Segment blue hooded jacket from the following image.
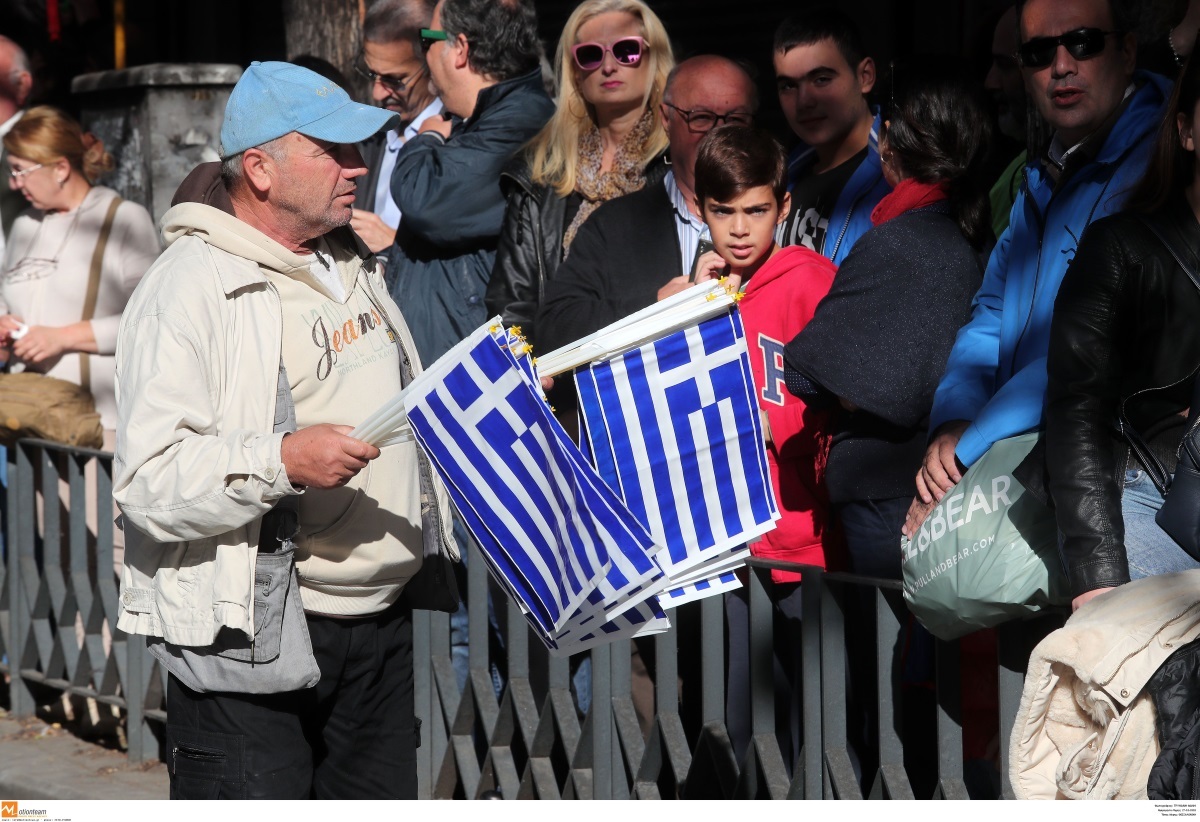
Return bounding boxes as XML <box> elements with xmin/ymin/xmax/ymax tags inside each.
<box><xmin>929</xmin><ymin>71</ymin><xmax>1171</xmax><ymax>467</ymax></box>
<box><xmin>784</xmin><ymin>109</ymin><xmax>890</xmax><ymax>266</ymax></box>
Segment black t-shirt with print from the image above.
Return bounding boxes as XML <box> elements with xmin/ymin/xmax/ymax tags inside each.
<box><xmin>778</xmin><ymin>146</ymin><xmax>869</xmax><ymax>254</ymax></box>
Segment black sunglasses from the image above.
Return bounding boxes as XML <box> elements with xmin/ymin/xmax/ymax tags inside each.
<box><xmin>353</xmin><ymin>54</ymin><xmax>424</xmax><ymax>92</ymax></box>
<box><xmin>1016</xmin><ymin>27</ymin><xmax>1120</xmax><ymax>69</ymax></box>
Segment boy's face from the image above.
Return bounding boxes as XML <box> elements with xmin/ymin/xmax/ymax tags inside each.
<box><xmin>702</xmin><ymin>185</ymin><xmax>791</xmax><ymax>271</ymax></box>
<box><xmin>774</xmin><ymin>38</ymin><xmax>873</xmax><ymax>155</ymax></box>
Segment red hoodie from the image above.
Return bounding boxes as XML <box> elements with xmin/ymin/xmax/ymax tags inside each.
<box><xmin>738</xmin><ymin>245</ymin><xmax>839</xmax><ymax>582</ymax></box>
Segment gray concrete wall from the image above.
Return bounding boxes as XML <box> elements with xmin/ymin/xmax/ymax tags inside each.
<box><xmin>71</xmin><ymin>63</ymin><xmax>243</xmax><ymax>223</ymax></box>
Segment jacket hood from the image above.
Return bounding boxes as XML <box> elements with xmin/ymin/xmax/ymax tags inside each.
<box><xmin>1095</xmin><ymin>71</ymin><xmax>1172</xmax><ymax>165</ymax></box>
<box><xmin>743</xmin><ymin>245</ymin><xmax>834</xmax><ymax>296</ymax></box>
<box><xmin>162</xmin><ymin>202</ymin><xmax>317</xmax><ymax>275</ymax></box>
<box><xmin>160</xmin><ymin>202</ymin><xmax>371</xmax><ymax>298</ymax></box>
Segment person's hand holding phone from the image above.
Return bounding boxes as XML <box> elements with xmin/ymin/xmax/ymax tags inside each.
<box><xmin>693</xmin><ymin>249</ymin><xmax>739</xmax><ymax>290</ymax></box>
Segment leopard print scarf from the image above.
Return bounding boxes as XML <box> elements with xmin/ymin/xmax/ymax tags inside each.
<box><xmin>562</xmin><ymin>107</ymin><xmax>658</xmax><ymax>258</ymax></box>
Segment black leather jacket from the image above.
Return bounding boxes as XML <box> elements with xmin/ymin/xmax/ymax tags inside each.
<box><xmin>1045</xmin><ymin>195</ymin><xmax>1200</xmax><ymax>598</ymax></box>
<box><xmin>486</xmin><ymin>154</ymin><xmax>667</xmax><ymax>347</ymax></box>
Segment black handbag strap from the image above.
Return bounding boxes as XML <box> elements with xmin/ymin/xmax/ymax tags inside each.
<box><xmin>1119</xmin><ymin>216</ymin><xmax>1200</xmax><ymax>494</ymax></box>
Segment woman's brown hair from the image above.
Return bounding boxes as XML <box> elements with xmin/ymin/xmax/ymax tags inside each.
<box><xmin>3</xmin><ymin>105</ymin><xmax>114</xmax><ymax>184</ymax></box>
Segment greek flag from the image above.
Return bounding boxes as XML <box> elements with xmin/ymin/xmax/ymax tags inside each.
<box><xmin>404</xmin><ymin>324</ymin><xmax>657</xmax><ymax>639</ymax></box>
<box><xmin>575</xmin><ymin>309</ymin><xmax>778</xmax><ymax>595</ymax></box>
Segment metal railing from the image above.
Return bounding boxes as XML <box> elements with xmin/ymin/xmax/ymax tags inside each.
<box><xmin>1</xmin><ymin>439</ymin><xmax>1058</xmax><ymax>797</ymax></box>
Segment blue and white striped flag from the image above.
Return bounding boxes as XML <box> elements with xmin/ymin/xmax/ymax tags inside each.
<box><xmin>575</xmin><ymin>309</ymin><xmax>778</xmax><ymax>588</ymax></box>
<box><xmin>404</xmin><ymin>324</ymin><xmax>656</xmax><ymax>637</ymax></box>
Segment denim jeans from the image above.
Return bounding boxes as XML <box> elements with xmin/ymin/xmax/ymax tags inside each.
<box><xmin>1122</xmin><ymin>469</ymin><xmax>1200</xmax><ymax>579</ymax></box>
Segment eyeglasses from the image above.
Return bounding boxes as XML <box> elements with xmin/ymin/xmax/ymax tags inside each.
<box><xmin>1016</xmin><ymin>28</ymin><xmax>1120</xmax><ymax>69</ymax></box>
<box><xmin>8</xmin><ymin>163</ymin><xmax>43</xmax><ymax>180</ymax></box>
<box><xmin>662</xmin><ymin>102</ymin><xmax>752</xmax><ymax>134</ymax></box>
<box><xmin>420</xmin><ymin>28</ymin><xmax>448</xmax><ymax>53</ymax></box>
<box><xmin>571</xmin><ymin>36</ymin><xmax>647</xmax><ymax>71</ymax></box>
<box><xmin>354</xmin><ymin>54</ymin><xmax>424</xmax><ymax>93</ymax></box>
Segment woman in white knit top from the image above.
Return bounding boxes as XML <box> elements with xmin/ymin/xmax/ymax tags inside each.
<box><xmin>0</xmin><ymin>106</ymin><xmax>159</xmax><ymax>435</ymax></box>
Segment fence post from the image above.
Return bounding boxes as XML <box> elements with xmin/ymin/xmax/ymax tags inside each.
<box><xmin>8</xmin><ymin>443</ymin><xmax>35</xmax><ymax>716</ymax></box>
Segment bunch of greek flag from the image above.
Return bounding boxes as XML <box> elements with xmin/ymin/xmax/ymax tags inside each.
<box><xmin>352</xmin><ymin>281</ymin><xmax>778</xmax><ymax>654</ymax></box>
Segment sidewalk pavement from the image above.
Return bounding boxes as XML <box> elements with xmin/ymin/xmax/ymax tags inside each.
<box><xmin>0</xmin><ymin>710</ymin><xmax>167</xmax><ymax>800</ymax></box>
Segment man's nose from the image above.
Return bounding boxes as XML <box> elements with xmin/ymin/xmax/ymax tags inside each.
<box><xmin>339</xmin><ymin>144</ymin><xmax>369</xmax><ymax>178</ymax></box>
<box><xmin>731</xmin><ymin>215</ymin><xmax>750</xmax><ymax>236</ymax></box>
<box><xmin>984</xmin><ymin>63</ymin><xmax>1000</xmax><ymax>91</ymax></box>
<box><xmin>1050</xmin><ymin>44</ymin><xmax>1077</xmax><ymax>77</ymax></box>
<box><xmin>371</xmin><ymin>77</ymin><xmax>391</xmax><ymax>103</ymax></box>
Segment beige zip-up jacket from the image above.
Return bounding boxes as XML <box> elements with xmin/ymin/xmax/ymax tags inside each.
<box><xmin>1010</xmin><ymin>570</ymin><xmax>1200</xmax><ymax>800</ymax></box>
<box><xmin>113</xmin><ymin>203</ymin><xmax>454</xmax><ymax>647</ymax></box>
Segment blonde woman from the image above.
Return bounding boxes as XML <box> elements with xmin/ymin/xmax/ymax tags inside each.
<box><xmin>487</xmin><ymin>0</ymin><xmax>673</xmax><ymax>345</ymax></box>
<box><xmin>1</xmin><ymin>106</ymin><xmax>158</xmax><ymax>443</ymax></box>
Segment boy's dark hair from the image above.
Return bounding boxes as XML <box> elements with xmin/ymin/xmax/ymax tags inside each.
<box><xmin>694</xmin><ymin>125</ymin><xmax>788</xmax><ymax>209</ymax></box>
<box><xmin>773</xmin><ymin>8</ymin><xmax>866</xmax><ymax>70</ymax></box>
<box><xmin>441</xmin><ymin>0</ymin><xmax>542</xmax><ymax>82</ymax></box>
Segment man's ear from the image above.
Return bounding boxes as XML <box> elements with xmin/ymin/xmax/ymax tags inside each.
<box><xmin>241</xmin><ymin>147</ymin><xmax>276</xmax><ymax>196</ymax></box>
<box><xmin>777</xmin><ymin>191</ymin><xmax>792</xmax><ymax>225</ymax></box>
<box><xmin>857</xmin><ymin>56</ymin><xmax>876</xmax><ymax>96</ymax></box>
<box><xmin>659</xmin><ymin>102</ymin><xmax>670</xmax><ymax>134</ymax></box>
<box><xmin>453</xmin><ymin>32</ymin><xmax>470</xmax><ymax>71</ymax></box>
<box><xmin>13</xmin><ymin>70</ymin><xmax>31</xmax><ymax>107</ymax></box>
<box><xmin>1120</xmin><ymin>31</ymin><xmax>1137</xmax><ymax>76</ymax></box>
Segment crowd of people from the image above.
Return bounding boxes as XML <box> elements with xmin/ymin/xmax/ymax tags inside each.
<box><xmin>3</xmin><ymin>0</ymin><xmax>1200</xmax><ymax>801</ymax></box>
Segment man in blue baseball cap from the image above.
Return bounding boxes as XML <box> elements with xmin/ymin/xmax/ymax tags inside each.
<box><xmin>112</xmin><ymin>60</ymin><xmax>456</xmax><ymax>800</ymax></box>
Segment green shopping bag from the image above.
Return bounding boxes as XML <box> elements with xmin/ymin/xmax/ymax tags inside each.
<box><xmin>900</xmin><ymin>433</ymin><xmax>1069</xmax><ymax>640</ymax></box>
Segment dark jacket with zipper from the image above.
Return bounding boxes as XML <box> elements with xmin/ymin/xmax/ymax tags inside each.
<box><xmin>1148</xmin><ymin>634</ymin><xmax>1200</xmax><ymax>800</ymax></box>
<box><xmin>487</xmin><ymin>154</ymin><xmax>668</xmax><ymax>347</ymax></box>
<box><xmin>384</xmin><ymin>67</ymin><xmax>553</xmax><ymax>366</ymax></box>
<box><xmin>535</xmin><ymin>175</ymin><xmax>682</xmax><ymax>354</ymax></box>
<box><xmin>1044</xmin><ymin>195</ymin><xmax>1200</xmax><ymax>598</ymax></box>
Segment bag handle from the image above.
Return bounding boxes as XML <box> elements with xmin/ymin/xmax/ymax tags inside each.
<box><xmin>78</xmin><ymin>195</ymin><xmax>123</xmax><ymax>391</ymax></box>
<box><xmin>1119</xmin><ymin>215</ymin><xmax>1200</xmax><ymax>494</ymax></box>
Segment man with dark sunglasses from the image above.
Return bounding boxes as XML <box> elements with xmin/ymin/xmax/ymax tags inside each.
<box><xmin>350</xmin><ymin>0</ymin><xmax>441</xmax><ymax>258</ymax></box>
<box><xmin>907</xmin><ymin>0</ymin><xmax>1171</xmax><ymax>542</ymax></box>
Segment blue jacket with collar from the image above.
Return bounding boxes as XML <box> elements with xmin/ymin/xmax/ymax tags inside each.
<box><xmin>929</xmin><ymin>71</ymin><xmax>1171</xmax><ymax>467</ymax></box>
<box><xmin>784</xmin><ymin>109</ymin><xmax>889</xmax><ymax>266</ymax></box>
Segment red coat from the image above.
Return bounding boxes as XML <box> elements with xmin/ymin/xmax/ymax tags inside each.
<box><xmin>739</xmin><ymin>246</ymin><xmax>839</xmax><ymax>582</ymax></box>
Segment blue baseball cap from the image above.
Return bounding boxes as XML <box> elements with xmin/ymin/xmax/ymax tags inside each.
<box><xmin>220</xmin><ymin>61</ymin><xmax>400</xmax><ymax>158</ymax></box>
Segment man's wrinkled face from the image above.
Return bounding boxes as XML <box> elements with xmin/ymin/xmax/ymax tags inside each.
<box><xmin>1019</xmin><ymin>0</ymin><xmax>1135</xmax><ymax>146</ymax></box>
<box><xmin>363</xmin><ymin>38</ymin><xmax>434</xmax><ymax>126</ymax></box>
<box><xmin>661</xmin><ymin>65</ymin><xmax>755</xmax><ymax>182</ymax></box>
<box><xmin>271</xmin><ymin>133</ymin><xmax>367</xmax><ymax>238</ymax></box>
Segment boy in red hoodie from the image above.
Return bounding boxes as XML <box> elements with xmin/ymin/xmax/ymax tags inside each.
<box><xmin>691</xmin><ymin>125</ymin><xmax>839</xmax><ymax>765</ymax></box>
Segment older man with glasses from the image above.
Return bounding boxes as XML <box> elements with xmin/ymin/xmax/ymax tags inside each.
<box><xmin>350</xmin><ymin>0</ymin><xmax>442</xmax><ymax>257</ymax></box>
<box><xmin>537</xmin><ymin>54</ymin><xmax>758</xmax><ymax>353</ymax></box>
<box><xmin>905</xmin><ymin>0</ymin><xmax>1172</xmax><ymax>546</ymax></box>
